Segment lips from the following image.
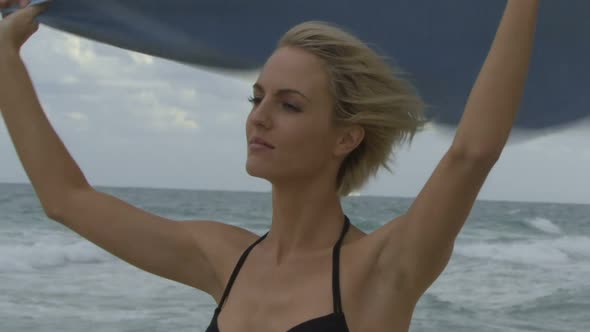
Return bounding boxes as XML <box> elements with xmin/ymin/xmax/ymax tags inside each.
<box><xmin>250</xmin><ymin>136</ymin><xmax>275</xmax><ymax>149</ymax></box>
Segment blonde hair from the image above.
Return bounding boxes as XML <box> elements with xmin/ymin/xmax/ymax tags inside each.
<box><xmin>277</xmin><ymin>21</ymin><xmax>429</xmax><ymax>197</ymax></box>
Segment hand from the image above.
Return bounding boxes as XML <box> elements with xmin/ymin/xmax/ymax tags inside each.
<box><xmin>0</xmin><ymin>0</ymin><xmax>48</xmax><ymax>54</ymax></box>
<box><xmin>0</xmin><ymin>0</ymin><xmax>30</xmax><ymax>9</ymax></box>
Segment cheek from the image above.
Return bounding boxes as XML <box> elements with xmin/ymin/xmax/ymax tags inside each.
<box><xmin>283</xmin><ymin>124</ymin><xmax>333</xmax><ymax>162</ymax></box>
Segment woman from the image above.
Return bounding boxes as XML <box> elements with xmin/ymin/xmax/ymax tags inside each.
<box><xmin>0</xmin><ymin>1</ymin><xmax>539</xmax><ymax>331</ymax></box>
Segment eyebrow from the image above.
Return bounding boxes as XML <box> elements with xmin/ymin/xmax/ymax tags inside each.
<box><xmin>252</xmin><ymin>83</ymin><xmax>311</xmax><ymax>102</ymax></box>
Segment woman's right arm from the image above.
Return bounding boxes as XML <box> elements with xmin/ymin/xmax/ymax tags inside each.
<box><xmin>0</xmin><ymin>3</ymin><xmax>241</xmax><ymax>298</ymax></box>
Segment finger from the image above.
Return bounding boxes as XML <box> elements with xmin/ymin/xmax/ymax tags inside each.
<box><xmin>0</xmin><ymin>0</ymin><xmax>20</xmax><ymax>8</ymax></box>
<box><xmin>19</xmin><ymin>0</ymin><xmax>30</xmax><ymax>9</ymax></box>
<box><xmin>0</xmin><ymin>0</ymin><xmax>29</xmax><ymax>13</ymax></box>
<box><xmin>0</xmin><ymin>0</ymin><xmax>11</xmax><ymax>9</ymax></box>
<box><xmin>18</xmin><ymin>1</ymin><xmax>48</xmax><ymax>18</ymax></box>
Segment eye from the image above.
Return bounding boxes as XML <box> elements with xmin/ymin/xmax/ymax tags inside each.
<box><xmin>247</xmin><ymin>96</ymin><xmax>261</xmax><ymax>105</ymax></box>
<box><xmin>282</xmin><ymin>103</ymin><xmax>301</xmax><ymax>112</ymax></box>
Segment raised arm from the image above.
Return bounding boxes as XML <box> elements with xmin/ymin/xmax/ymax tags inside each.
<box><xmin>0</xmin><ymin>2</ymin><xmax>243</xmax><ymax>297</ymax></box>
<box><xmin>374</xmin><ymin>0</ymin><xmax>540</xmax><ymax>295</ymax></box>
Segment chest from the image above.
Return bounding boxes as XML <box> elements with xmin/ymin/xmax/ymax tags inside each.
<box><xmin>214</xmin><ymin>243</ymin><xmax>416</xmax><ymax>332</ymax></box>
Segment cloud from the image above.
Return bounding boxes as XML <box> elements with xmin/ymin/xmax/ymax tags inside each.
<box><xmin>22</xmin><ymin>27</ymin><xmax>231</xmax><ymax>136</ymax></box>
<box><xmin>60</xmin><ymin>75</ymin><xmax>79</xmax><ymax>85</ymax></box>
<box><xmin>62</xmin><ymin>35</ymin><xmax>97</xmax><ymax>66</ymax></box>
<box><xmin>62</xmin><ymin>112</ymin><xmax>89</xmax><ymax>132</ymax></box>
<box><xmin>66</xmin><ymin>112</ymin><xmax>88</xmax><ymax>121</ymax></box>
<box><xmin>131</xmin><ymin>91</ymin><xmax>200</xmax><ymax>132</ymax></box>
<box><xmin>5</xmin><ymin>26</ymin><xmax>587</xmax><ymax>204</ymax></box>
<box><xmin>129</xmin><ymin>53</ymin><xmax>154</xmax><ymax>65</ymax></box>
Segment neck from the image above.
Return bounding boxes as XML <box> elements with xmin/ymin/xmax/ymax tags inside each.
<box><xmin>261</xmin><ymin>178</ymin><xmax>346</xmax><ymax>266</ymax></box>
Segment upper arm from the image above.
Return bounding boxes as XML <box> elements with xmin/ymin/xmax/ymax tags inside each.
<box><xmin>376</xmin><ymin>149</ymin><xmax>497</xmax><ymax>295</ymax></box>
<box><xmin>54</xmin><ymin>187</ymin><xmax>249</xmax><ymax>296</ymax></box>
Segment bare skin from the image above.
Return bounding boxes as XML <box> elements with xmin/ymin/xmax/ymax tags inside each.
<box><xmin>212</xmin><ymin>223</ymin><xmax>418</xmax><ymax>332</ymax></box>
<box><xmin>0</xmin><ymin>1</ymin><xmax>539</xmax><ymax>331</ymax></box>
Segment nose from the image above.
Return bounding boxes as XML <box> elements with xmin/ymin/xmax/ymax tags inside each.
<box><xmin>248</xmin><ymin>98</ymin><xmax>272</xmax><ymax>128</ymax></box>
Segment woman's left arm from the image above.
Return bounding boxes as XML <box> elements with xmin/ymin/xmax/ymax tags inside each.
<box><xmin>453</xmin><ymin>0</ymin><xmax>540</xmax><ymax>155</ymax></box>
<box><xmin>374</xmin><ymin>0</ymin><xmax>540</xmax><ymax>295</ymax></box>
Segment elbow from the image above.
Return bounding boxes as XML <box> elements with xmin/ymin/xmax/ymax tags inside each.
<box><xmin>43</xmin><ymin>202</ymin><xmax>65</xmax><ymax>222</ymax></box>
<box><xmin>41</xmin><ymin>183</ymin><xmax>92</xmax><ymax>222</ymax></box>
<box><xmin>41</xmin><ymin>189</ymin><xmax>81</xmax><ymax>222</ymax></box>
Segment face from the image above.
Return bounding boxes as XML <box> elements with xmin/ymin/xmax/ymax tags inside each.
<box><xmin>245</xmin><ymin>46</ymin><xmax>353</xmax><ymax>185</ymax></box>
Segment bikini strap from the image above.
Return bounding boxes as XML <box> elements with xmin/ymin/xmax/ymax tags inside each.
<box><xmin>216</xmin><ymin>231</ymin><xmax>268</xmax><ymax>312</ymax></box>
<box><xmin>216</xmin><ymin>215</ymin><xmax>350</xmax><ymax>314</ymax></box>
<box><xmin>332</xmin><ymin>215</ymin><xmax>350</xmax><ymax>314</ymax></box>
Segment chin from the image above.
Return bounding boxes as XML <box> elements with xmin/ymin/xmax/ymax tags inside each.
<box><xmin>245</xmin><ymin>159</ymin><xmax>271</xmax><ymax>180</ymax></box>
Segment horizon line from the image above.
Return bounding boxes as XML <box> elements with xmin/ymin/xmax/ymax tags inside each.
<box><xmin>1</xmin><ymin>181</ymin><xmax>588</xmax><ymax>206</ymax></box>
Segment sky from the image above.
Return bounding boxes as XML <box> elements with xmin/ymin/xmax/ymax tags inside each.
<box><xmin>1</xmin><ymin>26</ymin><xmax>589</xmax><ymax>205</ymax></box>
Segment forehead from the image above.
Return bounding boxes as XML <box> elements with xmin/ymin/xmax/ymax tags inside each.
<box><xmin>256</xmin><ymin>47</ymin><xmax>330</xmax><ymax>98</ymax></box>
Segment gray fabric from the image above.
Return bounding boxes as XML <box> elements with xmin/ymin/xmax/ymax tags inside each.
<box><xmin>3</xmin><ymin>0</ymin><xmax>589</xmax><ymax>129</ymax></box>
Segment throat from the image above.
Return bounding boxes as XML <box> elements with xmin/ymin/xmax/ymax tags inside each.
<box><xmin>261</xmin><ymin>242</ymin><xmax>333</xmax><ymax>268</ymax></box>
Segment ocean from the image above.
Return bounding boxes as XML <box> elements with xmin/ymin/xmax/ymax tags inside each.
<box><xmin>1</xmin><ymin>183</ymin><xmax>589</xmax><ymax>331</ymax></box>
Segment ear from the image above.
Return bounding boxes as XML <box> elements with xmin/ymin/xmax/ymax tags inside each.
<box><xmin>333</xmin><ymin>125</ymin><xmax>365</xmax><ymax>158</ymax></box>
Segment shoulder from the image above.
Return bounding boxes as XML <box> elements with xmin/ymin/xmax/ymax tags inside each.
<box><xmin>183</xmin><ymin>219</ymin><xmax>260</xmax><ymax>300</ymax></box>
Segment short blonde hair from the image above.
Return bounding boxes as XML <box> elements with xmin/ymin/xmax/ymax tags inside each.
<box><xmin>277</xmin><ymin>21</ymin><xmax>428</xmax><ymax>197</ymax></box>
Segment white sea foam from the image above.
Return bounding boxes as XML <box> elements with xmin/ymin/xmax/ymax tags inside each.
<box><xmin>455</xmin><ymin>240</ymin><xmax>569</xmax><ymax>265</ymax></box>
<box><xmin>455</xmin><ymin>236</ymin><xmax>590</xmax><ymax>266</ymax></box>
<box><xmin>0</xmin><ymin>240</ymin><xmax>112</xmax><ymax>273</ymax></box>
<box><xmin>552</xmin><ymin>236</ymin><xmax>590</xmax><ymax>258</ymax></box>
<box><xmin>525</xmin><ymin>217</ymin><xmax>562</xmax><ymax>234</ymax></box>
